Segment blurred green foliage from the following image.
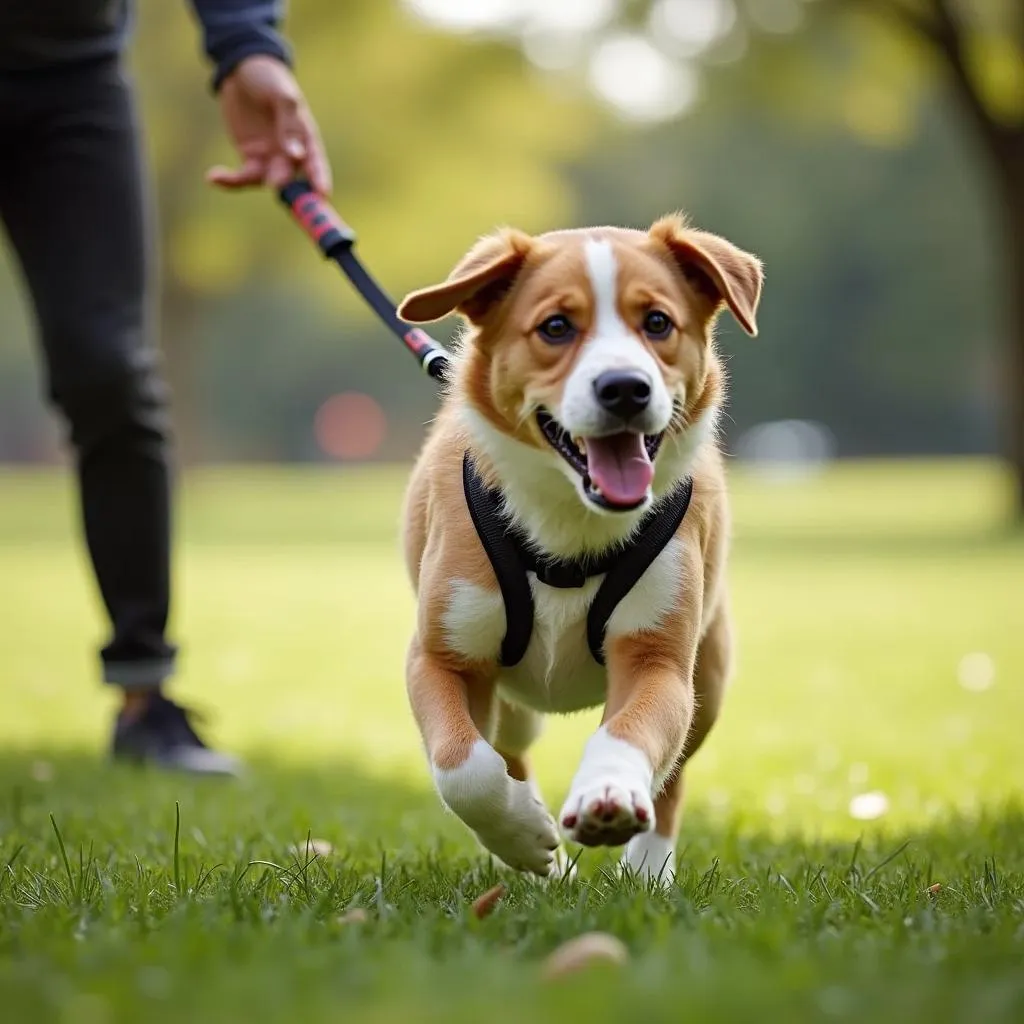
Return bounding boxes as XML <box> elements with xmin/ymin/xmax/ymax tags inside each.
<box><xmin>0</xmin><ymin>0</ymin><xmax>1020</xmax><ymax>475</ymax></box>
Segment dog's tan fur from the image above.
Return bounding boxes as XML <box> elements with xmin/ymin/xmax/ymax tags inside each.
<box><xmin>396</xmin><ymin>215</ymin><xmax>763</xmax><ymax>878</ymax></box>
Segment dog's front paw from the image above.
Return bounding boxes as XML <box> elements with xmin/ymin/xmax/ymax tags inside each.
<box><xmin>476</xmin><ymin>777</ymin><xmax>560</xmax><ymax>876</ymax></box>
<box><xmin>434</xmin><ymin>741</ymin><xmax>560</xmax><ymax>876</ymax></box>
<box><xmin>559</xmin><ymin>778</ymin><xmax>654</xmax><ymax>847</ymax></box>
<box><xmin>559</xmin><ymin>727</ymin><xmax>656</xmax><ymax>848</ymax></box>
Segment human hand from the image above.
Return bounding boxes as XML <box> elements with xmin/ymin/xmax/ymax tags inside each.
<box><xmin>206</xmin><ymin>55</ymin><xmax>332</xmax><ymax>194</ymax></box>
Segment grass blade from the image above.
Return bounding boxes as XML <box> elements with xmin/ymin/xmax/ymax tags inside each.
<box><xmin>173</xmin><ymin>801</ymin><xmax>182</xmax><ymax>896</ymax></box>
<box><xmin>864</xmin><ymin>840</ymin><xmax>912</xmax><ymax>882</ymax></box>
<box><xmin>49</xmin><ymin>814</ymin><xmax>74</xmax><ymax>899</ymax></box>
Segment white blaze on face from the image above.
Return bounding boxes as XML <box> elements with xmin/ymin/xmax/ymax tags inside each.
<box><xmin>556</xmin><ymin>239</ymin><xmax>673</xmax><ymax>509</ymax></box>
<box><xmin>560</xmin><ymin>239</ymin><xmax>671</xmax><ymax>434</ymax></box>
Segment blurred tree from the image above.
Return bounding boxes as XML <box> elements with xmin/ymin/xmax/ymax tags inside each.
<box><xmin>129</xmin><ymin>0</ymin><xmax>596</xmax><ymax>459</ymax></box>
<box><xmin>841</xmin><ymin>0</ymin><xmax>1024</xmax><ymax>517</ymax></box>
<box><xmin>808</xmin><ymin>0</ymin><xmax>1023</xmax><ymax>515</ymax></box>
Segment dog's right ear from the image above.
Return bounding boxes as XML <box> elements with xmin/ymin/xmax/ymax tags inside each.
<box><xmin>398</xmin><ymin>229</ymin><xmax>533</xmax><ymax>326</ymax></box>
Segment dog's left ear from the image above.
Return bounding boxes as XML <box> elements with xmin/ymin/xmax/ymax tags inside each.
<box><xmin>651</xmin><ymin>215</ymin><xmax>763</xmax><ymax>337</ymax></box>
<box><xmin>398</xmin><ymin>229</ymin><xmax>534</xmax><ymax>326</ymax></box>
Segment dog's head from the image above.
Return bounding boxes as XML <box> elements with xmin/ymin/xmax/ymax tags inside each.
<box><xmin>399</xmin><ymin>216</ymin><xmax>762</xmax><ymax>515</ymax></box>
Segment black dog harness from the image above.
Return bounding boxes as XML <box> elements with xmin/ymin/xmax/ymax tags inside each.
<box><xmin>462</xmin><ymin>452</ymin><xmax>693</xmax><ymax>667</ymax></box>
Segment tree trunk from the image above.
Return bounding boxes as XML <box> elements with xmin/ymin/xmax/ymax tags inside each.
<box><xmin>858</xmin><ymin>0</ymin><xmax>1024</xmax><ymax>519</ymax></box>
<box><xmin>1001</xmin><ymin>141</ymin><xmax>1024</xmax><ymax>522</ymax></box>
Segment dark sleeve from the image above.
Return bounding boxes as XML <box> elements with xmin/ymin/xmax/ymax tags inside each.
<box><xmin>186</xmin><ymin>0</ymin><xmax>292</xmax><ymax>91</ymax></box>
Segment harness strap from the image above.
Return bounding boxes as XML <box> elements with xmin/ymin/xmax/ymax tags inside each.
<box><xmin>463</xmin><ymin>451</ymin><xmax>693</xmax><ymax>668</ymax></box>
<box><xmin>462</xmin><ymin>453</ymin><xmax>535</xmax><ymax>667</ymax></box>
<box><xmin>512</xmin><ymin>530</ymin><xmax>626</xmax><ymax>589</ymax></box>
<box><xmin>585</xmin><ymin>476</ymin><xmax>693</xmax><ymax>664</ymax></box>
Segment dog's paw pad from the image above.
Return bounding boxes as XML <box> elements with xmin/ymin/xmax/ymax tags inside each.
<box><xmin>560</xmin><ymin>780</ymin><xmax>653</xmax><ymax>848</ymax></box>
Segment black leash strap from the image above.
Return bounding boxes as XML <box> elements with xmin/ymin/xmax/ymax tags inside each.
<box><xmin>278</xmin><ymin>180</ymin><xmax>451</xmax><ymax>383</ymax></box>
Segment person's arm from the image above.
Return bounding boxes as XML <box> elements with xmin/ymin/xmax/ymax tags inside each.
<box><xmin>188</xmin><ymin>0</ymin><xmax>291</xmax><ymax>91</ymax></box>
<box><xmin>187</xmin><ymin>0</ymin><xmax>332</xmax><ymax>194</ymax></box>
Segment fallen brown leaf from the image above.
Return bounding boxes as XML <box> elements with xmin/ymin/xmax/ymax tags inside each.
<box><xmin>471</xmin><ymin>883</ymin><xmax>506</xmax><ymax>919</ymax></box>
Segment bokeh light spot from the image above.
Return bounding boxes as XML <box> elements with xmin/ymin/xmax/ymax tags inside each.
<box><xmin>957</xmin><ymin>652</ymin><xmax>995</xmax><ymax>692</ymax></box>
<box><xmin>314</xmin><ymin>392</ymin><xmax>387</xmax><ymax>461</ymax></box>
<box><xmin>849</xmin><ymin>791</ymin><xmax>890</xmax><ymax>821</ymax></box>
<box><xmin>588</xmin><ymin>33</ymin><xmax>697</xmax><ymax>122</ymax></box>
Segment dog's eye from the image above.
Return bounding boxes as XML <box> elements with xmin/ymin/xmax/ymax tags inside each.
<box><xmin>642</xmin><ymin>310</ymin><xmax>674</xmax><ymax>340</ymax></box>
<box><xmin>536</xmin><ymin>314</ymin><xmax>578</xmax><ymax>345</ymax></box>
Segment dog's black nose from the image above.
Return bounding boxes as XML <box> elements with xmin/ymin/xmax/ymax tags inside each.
<box><xmin>593</xmin><ymin>370</ymin><xmax>652</xmax><ymax>420</ymax></box>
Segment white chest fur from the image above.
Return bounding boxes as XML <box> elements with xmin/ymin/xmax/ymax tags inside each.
<box><xmin>441</xmin><ymin>539</ymin><xmax>685</xmax><ymax>714</ymax></box>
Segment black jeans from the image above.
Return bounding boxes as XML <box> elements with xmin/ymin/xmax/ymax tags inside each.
<box><xmin>0</xmin><ymin>56</ymin><xmax>176</xmax><ymax>688</ymax></box>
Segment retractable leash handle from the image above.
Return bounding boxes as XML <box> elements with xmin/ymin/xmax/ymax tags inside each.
<box><xmin>277</xmin><ymin>179</ymin><xmax>451</xmax><ymax>383</ymax></box>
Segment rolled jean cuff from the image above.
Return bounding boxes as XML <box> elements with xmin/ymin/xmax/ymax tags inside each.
<box><xmin>102</xmin><ymin>656</ymin><xmax>175</xmax><ymax>689</ymax></box>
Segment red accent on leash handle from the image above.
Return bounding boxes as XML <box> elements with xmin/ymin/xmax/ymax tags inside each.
<box><xmin>280</xmin><ymin>181</ymin><xmax>356</xmax><ymax>255</ymax></box>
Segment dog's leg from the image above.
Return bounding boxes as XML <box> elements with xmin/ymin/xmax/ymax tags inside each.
<box><xmin>622</xmin><ymin>770</ymin><xmax>685</xmax><ymax>884</ymax></box>
<box><xmin>493</xmin><ymin>696</ymin><xmax>543</xmax><ymax>788</ymax></box>
<box><xmin>407</xmin><ymin>640</ymin><xmax>560</xmax><ymax>876</ymax></box>
<box><xmin>622</xmin><ymin>598</ymin><xmax>733</xmax><ymax>883</ymax></box>
<box><xmin>559</xmin><ymin>546</ymin><xmax>704</xmax><ymax>854</ymax></box>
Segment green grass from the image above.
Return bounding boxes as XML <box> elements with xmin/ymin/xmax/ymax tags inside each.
<box><xmin>0</xmin><ymin>457</ymin><xmax>1022</xmax><ymax>1023</ymax></box>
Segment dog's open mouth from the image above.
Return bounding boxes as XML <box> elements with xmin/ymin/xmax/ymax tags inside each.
<box><xmin>536</xmin><ymin>409</ymin><xmax>665</xmax><ymax>512</ymax></box>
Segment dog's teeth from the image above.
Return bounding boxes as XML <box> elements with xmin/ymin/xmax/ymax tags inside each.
<box><xmin>575</xmin><ymin>437</ymin><xmax>587</xmax><ymax>455</ymax></box>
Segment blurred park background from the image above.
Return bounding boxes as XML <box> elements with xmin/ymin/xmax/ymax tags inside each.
<box><xmin>1</xmin><ymin>6</ymin><xmax>1023</xmax><ymax>1017</ymax></box>
<box><xmin>0</xmin><ymin>0</ymin><xmax>1022</xmax><ymax>509</ymax></box>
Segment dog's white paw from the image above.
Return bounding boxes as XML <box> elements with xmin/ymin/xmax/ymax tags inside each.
<box><xmin>622</xmin><ymin>832</ymin><xmax>676</xmax><ymax>885</ymax></box>
<box><xmin>474</xmin><ymin>777</ymin><xmax>560</xmax><ymax>875</ymax></box>
<box><xmin>559</xmin><ymin>727</ymin><xmax>655</xmax><ymax>848</ymax></box>
<box><xmin>434</xmin><ymin>740</ymin><xmax>560</xmax><ymax>877</ymax></box>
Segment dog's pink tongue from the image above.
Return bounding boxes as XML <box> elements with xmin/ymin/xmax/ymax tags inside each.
<box><xmin>585</xmin><ymin>433</ymin><xmax>654</xmax><ymax>507</ymax></box>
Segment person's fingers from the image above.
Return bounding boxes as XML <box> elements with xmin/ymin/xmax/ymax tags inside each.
<box><xmin>264</xmin><ymin>151</ymin><xmax>296</xmax><ymax>190</ymax></box>
<box><xmin>272</xmin><ymin>94</ymin><xmax>307</xmax><ymax>166</ymax></box>
<box><xmin>206</xmin><ymin>157</ymin><xmax>266</xmax><ymax>189</ymax></box>
<box><xmin>299</xmin><ymin>112</ymin><xmax>332</xmax><ymax>195</ymax></box>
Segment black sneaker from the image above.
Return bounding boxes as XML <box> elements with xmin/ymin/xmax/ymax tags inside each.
<box><xmin>112</xmin><ymin>693</ymin><xmax>241</xmax><ymax>776</ymax></box>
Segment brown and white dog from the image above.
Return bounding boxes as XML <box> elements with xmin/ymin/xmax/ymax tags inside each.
<box><xmin>395</xmin><ymin>215</ymin><xmax>763</xmax><ymax>882</ymax></box>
